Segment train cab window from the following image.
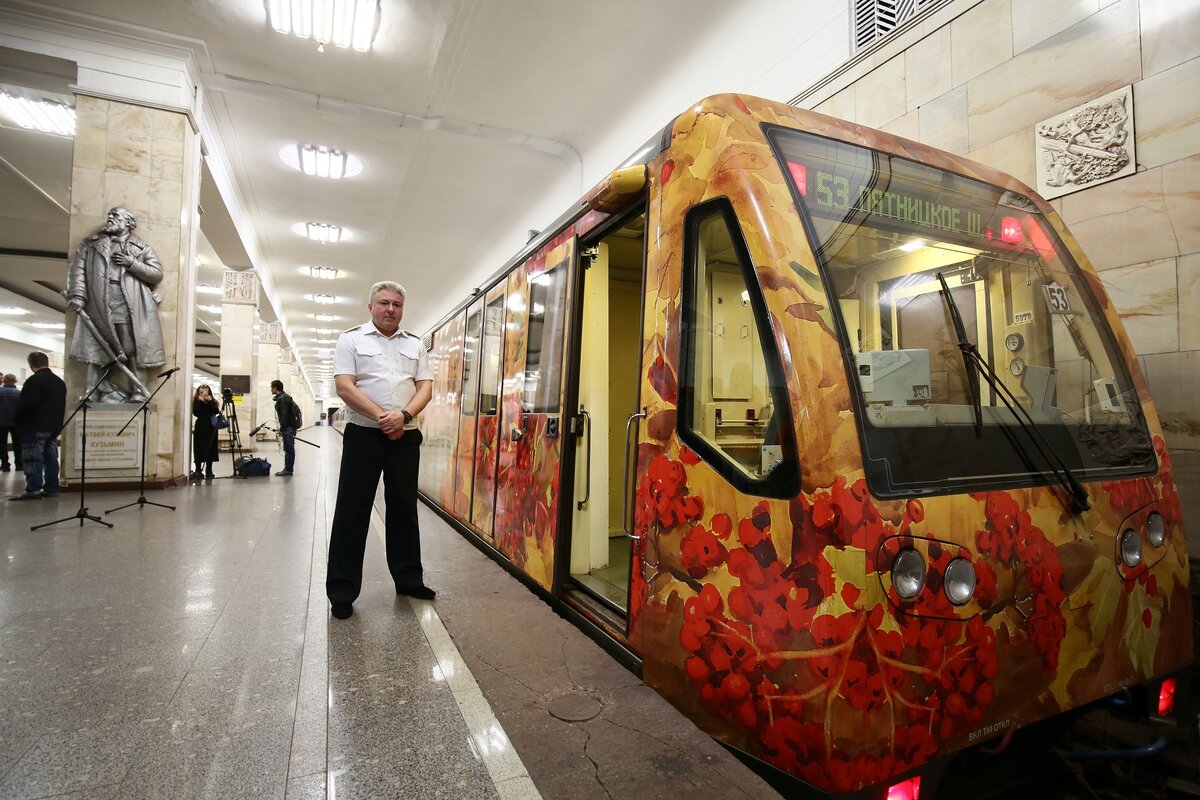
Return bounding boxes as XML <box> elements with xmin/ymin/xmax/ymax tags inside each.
<box><xmin>523</xmin><ymin>263</ymin><xmax>569</xmax><ymax>412</ymax></box>
<box><xmin>680</xmin><ymin>200</ymin><xmax>798</xmax><ymax>497</ymax></box>
<box><xmin>461</xmin><ymin>302</ymin><xmax>484</xmax><ymax>416</ymax></box>
<box><xmin>479</xmin><ymin>293</ymin><xmax>506</xmax><ymax>415</ymax></box>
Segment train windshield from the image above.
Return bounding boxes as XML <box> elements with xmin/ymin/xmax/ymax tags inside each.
<box><xmin>768</xmin><ymin>127</ymin><xmax>1155</xmax><ymax>497</ymax></box>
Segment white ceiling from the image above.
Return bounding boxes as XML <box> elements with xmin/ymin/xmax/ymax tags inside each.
<box><xmin>0</xmin><ymin>0</ymin><xmax>845</xmax><ymax>397</ymax></box>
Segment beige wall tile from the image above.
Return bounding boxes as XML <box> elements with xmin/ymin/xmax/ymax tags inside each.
<box><xmin>906</xmin><ymin>27</ymin><xmax>953</xmax><ymax>111</ymax></box>
<box><xmin>103</xmin><ymin>172</ymin><xmax>150</xmax><ymax>221</ymax></box>
<box><xmin>919</xmin><ymin>85</ymin><xmax>970</xmax><ymax>154</ymax></box>
<box><xmin>105</xmin><ymin>130</ymin><xmax>151</xmax><ymax>176</ymax></box>
<box><xmin>814</xmin><ymin>86</ymin><xmax>856</xmax><ymax>122</ymax></box>
<box><xmin>74</xmin><ymin>95</ymin><xmax>108</xmax><ymax>128</ymax></box>
<box><xmin>1100</xmin><ymin>257</ymin><xmax>1179</xmax><ymax>354</ymax></box>
<box><xmin>951</xmin><ymin>0</ymin><xmax>1013</xmax><ymax>84</ymax></box>
<box><xmin>1180</xmin><ymin>252</ymin><xmax>1200</xmax><ymax>351</ymax></box>
<box><xmin>882</xmin><ymin>110</ymin><xmax>919</xmax><ymax>141</ymax></box>
<box><xmin>1134</xmin><ymin>57</ymin><xmax>1200</xmax><ymax>169</ymax></box>
<box><xmin>150</xmin><ymin>109</ymin><xmax>186</xmax><ymax>142</ymax></box>
<box><xmin>856</xmin><ymin>56</ymin><xmax>908</xmax><ymax>129</ymax></box>
<box><xmin>1143</xmin><ymin>350</ymin><xmax>1200</xmax><ymax>449</ymax></box>
<box><xmin>149</xmin><ymin>178</ymin><xmax>183</xmax><ymax>226</ymax></box>
<box><xmin>73</xmin><ymin>126</ymin><xmax>106</xmax><ymax>171</ymax></box>
<box><xmin>1160</xmin><ymin>154</ymin><xmax>1200</xmax><ymax>255</ymax></box>
<box><xmin>151</xmin><ymin>137</ymin><xmax>184</xmax><ymax>181</ymax></box>
<box><xmin>1059</xmin><ymin>165</ymin><xmax>1177</xmax><ymax>269</ymax></box>
<box><xmin>107</xmin><ymin>103</ymin><xmax>153</xmax><ymax>135</ymax></box>
<box><xmin>69</xmin><ymin>167</ymin><xmax>105</xmax><ymax>217</ymax></box>
<box><xmin>965</xmin><ymin>127</ymin><xmax>1036</xmax><ymax>186</ymax></box>
<box><xmin>142</xmin><ymin>223</ymin><xmax>181</xmax><ymax>270</ymax></box>
<box><xmin>1011</xmin><ymin>0</ymin><xmax>1099</xmax><ymax>53</ymax></box>
<box><xmin>968</xmin><ymin>0</ymin><xmax>1141</xmax><ymax>149</ymax></box>
<box><xmin>1140</xmin><ymin>0</ymin><xmax>1200</xmax><ymax>77</ymax></box>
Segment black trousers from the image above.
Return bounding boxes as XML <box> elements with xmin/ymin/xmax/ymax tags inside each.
<box><xmin>0</xmin><ymin>425</ymin><xmax>20</xmax><ymax>468</ymax></box>
<box><xmin>327</xmin><ymin>423</ymin><xmax>424</xmax><ymax>604</ymax></box>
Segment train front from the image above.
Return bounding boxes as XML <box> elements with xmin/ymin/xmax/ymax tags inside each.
<box><xmin>636</xmin><ymin>95</ymin><xmax>1191</xmax><ymax>799</ymax></box>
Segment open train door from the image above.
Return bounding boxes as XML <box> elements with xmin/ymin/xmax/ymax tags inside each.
<box><xmin>492</xmin><ymin>237</ymin><xmax>578</xmax><ymax>591</ymax></box>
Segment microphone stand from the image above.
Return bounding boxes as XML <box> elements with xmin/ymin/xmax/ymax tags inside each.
<box><xmin>31</xmin><ymin>361</ymin><xmax>117</xmax><ymax>531</ymax></box>
<box><xmin>106</xmin><ymin>369</ymin><xmax>178</xmax><ymax>515</ymax></box>
<box><xmin>251</xmin><ymin>423</ymin><xmax>322</xmax><ymax>448</ymax></box>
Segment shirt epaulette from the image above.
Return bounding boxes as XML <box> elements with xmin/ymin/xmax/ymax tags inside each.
<box><xmin>400</xmin><ymin>330</ymin><xmax>421</xmax><ymax>339</ymax></box>
<box><xmin>341</xmin><ymin>324</ymin><xmax>359</xmax><ymax>334</ymax></box>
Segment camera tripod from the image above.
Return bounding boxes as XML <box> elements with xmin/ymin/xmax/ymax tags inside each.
<box><xmin>106</xmin><ymin>368</ymin><xmax>178</xmax><ymax>515</ymax></box>
<box><xmin>218</xmin><ymin>389</ymin><xmax>245</xmax><ymax>479</ymax></box>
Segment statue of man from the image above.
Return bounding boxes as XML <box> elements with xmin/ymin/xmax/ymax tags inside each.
<box><xmin>66</xmin><ymin>207</ymin><xmax>166</xmax><ymax>402</ymax></box>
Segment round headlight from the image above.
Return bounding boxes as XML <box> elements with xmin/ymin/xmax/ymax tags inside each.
<box><xmin>892</xmin><ymin>549</ymin><xmax>926</xmax><ymax>599</ymax></box>
<box><xmin>1147</xmin><ymin>513</ymin><xmax>1166</xmax><ymax>548</ymax></box>
<box><xmin>1120</xmin><ymin>529</ymin><xmax>1143</xmax><ymax>568</ymax></box>
<box><xmin>943</xmin><ymin>558</ymin><xmax>977</xmax><ymax>606</ymax></box>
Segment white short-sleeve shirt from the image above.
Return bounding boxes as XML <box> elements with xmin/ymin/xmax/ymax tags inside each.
<box><xmin>334</xmin><ymin>322</ymin><xmax>431</xmax><ymax>429</ymax></box>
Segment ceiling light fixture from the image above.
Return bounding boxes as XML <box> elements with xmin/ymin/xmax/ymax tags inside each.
<box><xmin>267</xmin><ymin>0</ymin><xmax>380</xmax><ymax>52</ymax></box>
<box><xmin>0</xmin><ymin>93</ymin><xmax>75</xmax><ymax>136</ymax></box>
<box><xmin>198</xmin><ymin>305</ymin><xmax>223</xmax><ymax>314</ymax></box>
<box><xmin>295</xmin><ymin>222</ymin><xmax>343</xmax><ymax>243</ymax></box>
<box><xmin>314</xmin><ymin>327</ymin><xmax>338</xmax><ymax>335</ymax></box>
<box><xmin>196</xmin><ymin>284</ymin><xmax>223</xmax><ymax>295</ymax></box>
<box><xmin>279</xmin><ymin>145</ymin><xmax>363</xmax><ymax>178</ymax></box>
<box><xmin>310</xmin><ymin>294</ymin><xmax>338</xmax><ymax>305</ymax></box>
<box><xmin>314</xmin><ymin>313</ymin><xmax>339</xmax><ymax>321</ymax></box>
<box><xmin>305</xmin><ymin>266</ymin><xmax>339</xmax><ymax>280</ymax></box>
<box><xmin>31</xmin><ymin>321</ymin><xmax>66</xmax><ymax>329</ymax></box>
<box><xmin>0</xmin><ymin>306</ymin><xmax>31</xmax><ymax>316</ymax></box>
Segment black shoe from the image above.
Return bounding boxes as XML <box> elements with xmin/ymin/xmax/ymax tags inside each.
<box><xmin>0</xmin><ymin>464</ymin><xmax>9</xmax><ymax>472</ymax></box>
<box><xmin>396</xmin><ymin>584</ymin><xmax>436</xmax><ymax>600</ymax></box>
<box><xmin>41</xmin><ymin>491</ymin><xmax>60</xmax><ymax>497</ymax></box>
<box><xmin>10</xmin><ymin>492</ymin><xmax>41</xmax><ymax>501</ymax></box>
<box><xmin>205</xmin><ymin>471</ymin><xmax>215</xmax><ymax>480</ymax></box>
<box><xmin>331</xmin><ymin>602</ymin><xmax>353</xmax><ymax>619</ymax></box>
<box><xmin>276</xmin><ymin>470</ymin><xmax>293</xmax><ymax>476</ymax></box>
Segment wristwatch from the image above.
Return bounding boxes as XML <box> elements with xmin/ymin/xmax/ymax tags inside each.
<box><xmin>401</xmin><ymin>409</ymin><xmax>413</xmax><ymax>424</ymax></box>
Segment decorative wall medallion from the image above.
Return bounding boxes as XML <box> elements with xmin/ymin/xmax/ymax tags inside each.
<box><xmin>222</xmin><ymin>269</ymin><xmax>258</xmax><ymax>305</ymax></box>
<box><xmin>1035</xmin><ymin>86</ymin><xmax>1135</xmax><ymax>200</ymax></box>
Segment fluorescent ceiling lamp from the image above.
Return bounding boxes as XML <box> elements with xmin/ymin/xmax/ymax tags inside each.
<box><xmin>315</xmin><ymin>327</ymin><xmax>338</xmax><ymax>334</ymax></box>
<box><xmin>198</xmin><ymin>305</ymin><xmax>223</xmax><ymax>314</ymax></box>
<box><xmin>294</xmin><ymin>222</ymin><xmax>343</xmax><ymax>243</ymax></box>
<box><xmin>899</xmin><ymin>239</ymin><xmax>926</xmax><ymax>252</ymax></box>
<box><xmin>305</xmin><ymin>266</ymin><xmax>339</xmax><ymax>280</ymax></box>
<box><xmin>267</xmin><ymin>0</ymin><xmax>379</xmax><ymax>52</ymax></box>
<box><xmin>0</xmin><ymin>306</ymin><xmax>30</xmax><ymax>315</ymax></box>
<box><xmin>280</xmin><ymin>145</ymin><xmax>363</xmax><ymax>179</ymax></box>
<box><xmin>0</xmin><ymin>93</ymin><xmax>75</xmax><ymax>136</ymax></box>
<box><xmin>31</xmin><ymin>321</ymin><xmax>66</xmax><ymax>329</ymax></box>
<box><xmin>310</xmin><ymin>294</ymin><xmax>337</xmax><ymax>305</ymax></box>
<box><xmin>196</xmin><ymin>283</ymin><xmax>223</xmax><ymax>295</ymax></box>
<box><xmin>314</xmin><ymin>313</ymin><xmax>339</xmax><ymax>321</ymax></box>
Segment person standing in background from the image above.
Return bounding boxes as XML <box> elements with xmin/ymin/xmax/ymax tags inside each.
<box><xmin>12</xmin><ymin>352</ymin><xmax>66</xmax><ymax>500</ymax></box>
<box><xmin>191</xmin><ymin>384</ymin><xmax>220</xmax><ymax>480</ymax></box>
<box><xmin>0</xmin><ymin>373</ymin><xmax>21</xmax><ymax>472</ymax></box>
<box><xmin>270</xmin><ymin>380</ymin><xmax>301</xmax><ymax>476</ymax></box>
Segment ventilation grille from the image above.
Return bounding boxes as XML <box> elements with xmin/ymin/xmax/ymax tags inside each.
<box><xmin>853</xmin><ymin>0</ymin><xmax>947</xmax><ymax>53</ymax></box>
<box><xmin>422</xmin><ymin>333</ymin><xmax>433</xmax><ymax>352</ymax></box>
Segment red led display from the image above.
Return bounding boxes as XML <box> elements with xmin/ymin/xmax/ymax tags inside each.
<box><xmin>786</xmin><ymin>161</ymin><xmax>808</xmax><ymax>196</ymax></box>
<box><xmin>1001</xmin><ymin>216</ymin><xmax>1023</xmax><ymax>243</ymax></box>
<box><xmin>887</xmin><ymin>776</ymin><xmax>921</xmax><ymax>800</ymax></box>
<box><xmin>1158</xmin><ymin>677</ymin><xmax>1177</xmax><ymax>716</ymax></box>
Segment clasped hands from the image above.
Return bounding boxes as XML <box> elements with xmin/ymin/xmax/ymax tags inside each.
<box><xmin>378</xmin><ymin>410</ymin><xmax>407</xmax><ymax>440</ymax></box>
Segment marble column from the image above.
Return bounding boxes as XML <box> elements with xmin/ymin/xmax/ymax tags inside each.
<box><xmin>62</xmin><ymin>95</ymin><xmax>200</xmax><ymax>488</ymax></box>
<box><xmin>219</xmin><ymin>270</ymin><xmax>260</xmax><ymax>444</ymax></box>
<box><xmin>256</xmin><ymin>321</ymin><xmax>281</xmax><ymax>441</ymax></box>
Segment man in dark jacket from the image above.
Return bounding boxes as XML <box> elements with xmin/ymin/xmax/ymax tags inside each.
<box><xmin>12</xmin><ymin>352</ymin><xmax>66</xmax><ymax>500</ymax></box>
<box><xmin>271</xmin><ymin>379</ymin><xmax>300</xmax><ymax>476</ymax></box>
<box><xmin>0</xmin><ymin>372</ymin><xmax>20</xmax><ymax>471</ymax></box>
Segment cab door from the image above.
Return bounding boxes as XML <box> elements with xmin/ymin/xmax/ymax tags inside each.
<box><xmin>493</xmin><ymin>238</ymin><xmax>577</xmax><ymax>590</ymax></box>
<box><xmin>469</xmin><ymin>284</ymin><xmax>507</xmax><ymax>540</ymax></box>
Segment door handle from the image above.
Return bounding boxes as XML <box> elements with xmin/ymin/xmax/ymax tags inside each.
<box><xmin>622</xmin><ymin>407</ymin><xmax>647</xmax><ymax>541</ymax></box>
<box><xmin>576</xmin><ymin>405</ymin><xmax>591</xmax><ymax>511</ymax></box>
<box><xmin>510</xmin><ymin>426</ymin><xmax>525</xmax><ymax>442</ymax></box>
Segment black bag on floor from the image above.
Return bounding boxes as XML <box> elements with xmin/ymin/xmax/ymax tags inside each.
<box><xmin>234</xmin><ymin>456</ymin><xmax>272</xmax><ymax>477</ymax></box>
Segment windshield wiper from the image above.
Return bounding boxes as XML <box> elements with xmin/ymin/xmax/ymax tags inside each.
<box><xmin>936</xmin><ymin>273</ymin><xmax>1091</xmax><ymax>514</ymax></box>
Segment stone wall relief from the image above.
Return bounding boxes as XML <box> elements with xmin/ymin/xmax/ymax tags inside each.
<box><xmin>1035</xmin><ymin>85</ymin><xmax>1136</xmax><ymax>200</ymax></box>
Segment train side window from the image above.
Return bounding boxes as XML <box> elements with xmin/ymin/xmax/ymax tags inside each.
<box><xmin>461</xmin><ymin>302</ymin><xmax>483</xmax><ymax>416</ymax></box>
<box><xmin>523</xmin><ymin>263</ymin><xmax>569</xmax><ymax>412</ymax></box>
<box><xmin>479</xmin><ymin>293</ymin><xmax>506</xmax><ymax>415</ymax></box>
<box><xmin>680</xmin><ymin>199</ymin><xmax>799</xmax><ymax>498</ymax></box>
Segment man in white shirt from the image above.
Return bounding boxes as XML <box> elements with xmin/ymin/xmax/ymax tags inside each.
<box><xmin>327</xmin><ymin>281</ymin><xmax>434</xmax><ymax>619</ymax></box>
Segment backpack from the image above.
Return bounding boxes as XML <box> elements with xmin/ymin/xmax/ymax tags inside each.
<box><xmin>235</xmin><ymin>456</ymin><xmax>272</xmax><ymax>477</ymax></box>
<box><xmin>291</xmin><ymin>401</ymin><xmax>303</xmax><ymax>429</ymax></box>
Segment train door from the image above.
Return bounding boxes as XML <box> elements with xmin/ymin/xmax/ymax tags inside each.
<box><xmin>493</xmin><ymin>240</ymin><xmax>577</xmax><ymax>588</ymax></box>
<box><xmin>453</xmin><ymin>301</ymin><xmax>484</xmax><ymax>524</ymax></box>
<box><xmin>566</xmin><ymin>211</ymin><xmax>646</xmax><ymax>626</ymax></box>
<box><xmin>469</xmin><ymin>284</ymin><xmax>507</xmax><ymax>539</ymax></box>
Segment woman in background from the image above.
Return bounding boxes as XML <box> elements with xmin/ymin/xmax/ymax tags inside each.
<box><xmin>192</xmin><ymin>384</ymin><xmax>220</xmax><ymax>479</ymax></box>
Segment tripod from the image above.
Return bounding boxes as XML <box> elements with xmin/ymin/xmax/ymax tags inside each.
<box><xmin>218</xmin><ymin>390</ymin><xmax>245</xmax><ymax>479</ymax></box>
<box><xmin>32</xmin><ymin>361</ymin><xmax>116</xmax><ymax>531</ymax></box>
<box><xmin>106</xmin><ymin>368</ymin><xmax>178</xmax><ymax>515</ymax></box>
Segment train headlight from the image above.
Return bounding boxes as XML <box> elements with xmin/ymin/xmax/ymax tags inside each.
<box><xmin>1120</xmin><ymin>529</ymin><xmax>1143</xmax><ymax>568</ymax></box>
<box><xmin>1147</xmin><ymin>513</ymin><xmax>1166</xmax><ymax>548</ymax></box>
<box><xmin>892</xmin><ymin>550</ymin><xmax>926</xmax><ymax>599</ymax></box>
<box><xmin>943</xmin><ymin>558</ymin><xmax>977</xmax><ymax>606</ymax></box>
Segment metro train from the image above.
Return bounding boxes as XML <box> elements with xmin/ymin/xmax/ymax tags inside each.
<box><xmin>356</xmin><ymin>94</ymin><xmax>1189</xmax><ymax>797</ymax></box>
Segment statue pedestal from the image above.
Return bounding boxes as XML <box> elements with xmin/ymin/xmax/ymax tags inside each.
<box><xmin>62</xmin><ymin>402</ymin><xmax>164</xmax><ymax>487</ymax></box>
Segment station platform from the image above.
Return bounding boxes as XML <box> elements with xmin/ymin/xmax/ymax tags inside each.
<box><xmin>0</xmin><ymin>427</ymin><xmax>780</xmax><ymax>800</ymax></box>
